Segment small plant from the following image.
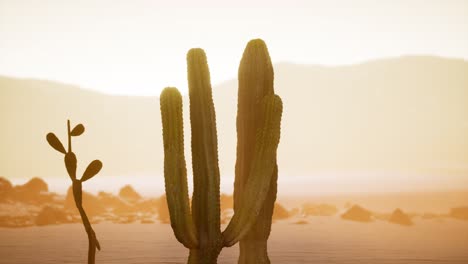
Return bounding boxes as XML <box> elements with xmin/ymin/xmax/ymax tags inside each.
<box><xmin>46</xmin><ymin>120</ymin><xmax>102</xmax><ymax>264</ymax></box>
<box><xmin>160</xmin><ymin>39</ymin><xmax>283</xmax><ymax>263</ymax></box>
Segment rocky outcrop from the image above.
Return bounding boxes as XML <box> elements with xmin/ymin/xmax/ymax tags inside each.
<box><xmin>0</xmin><ymin>177</ymin><xmax>13</xmax><ymax>202</ymax></box>
<box><xmin>98</xmin><ymin>191</ymin><xmax>127</xmax><ymax>209</ymax></box>
<box><xmin>341</xmin><ymin>205</ymin><xmax>373</xmax><ymax>222</ymax></box>
<box><xmin>388</xmin><ymin>208</ymin><xmax>413</xmax><ymax>226</ymax></box>
<box><xmin>155</xmin><ymin>195</ymin><xmax>170</xmax><ymax>224</ymax></box>
<box><xmin>135</xmin><ymin>198</ymin><xmax>160</xmax><ymax>214</ymax></box>
<box><xmin>293</xmin><ymin>220</ymin><xmax>309</xmax><ymax>225</ymax></box>
<box><xmin>16</xmin><ymin>177</ymin><xmax>48</xmax><ymax>193</ymax></box>
<box><xmin>118</xmin><ymin>185</ymin><xmax>142</xmax><ymax>202</ymax></box>
<box><xmin>3</xmin><ymin>177</ymin><xmax>56</xmax><ymax>205</ymax></box>
<box><xmin>273</xmin><ymin>202</ymin><xmax>291</xmax><ymax>220</ymax></box>
<box><xmin>64</xmin><ymin>186</ymin><xmax>105</xmax><ymax>217</ymax></box>
<box><xmin>220</xmin><ymin>194</ymin><xmax>233</xmax><ymax>212</ymax></box>
<box><xmin>35</xmin><ymin>206</ymin><xmax>70</xmax><ymax>226</ymax></box>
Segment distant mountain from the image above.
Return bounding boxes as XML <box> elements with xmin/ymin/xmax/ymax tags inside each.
<box><xmin>1</xmin><ymin>56</ymin><xmax>468</xmax><ymax>190</ymax></box>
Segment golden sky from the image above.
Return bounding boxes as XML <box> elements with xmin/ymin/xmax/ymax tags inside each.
<box><xmin>1</xmin><ymin>0</ymin><xmax>467</xmax><ymax>95</ymax></box>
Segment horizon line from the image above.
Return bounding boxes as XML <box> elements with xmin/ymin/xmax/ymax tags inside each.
<box><xmin>1</xmin><ymin>53</ymin><xmax>466</xmax><ymax>97</ymax></box>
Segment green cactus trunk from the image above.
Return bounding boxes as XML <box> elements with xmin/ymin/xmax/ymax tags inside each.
<box><xmin>187</xmin><ymin>48</ymin><xmax>224</xmax><ymax>262</ymax></box>
<box><xmin>234</xmin><ymin>39</ymin><xmax>277</xmax><ymax>264</ymax></box>
<box><xmin>160</xmin><ymin>40</ymin><xmax>282</xmax><ymax>264</ymax></box>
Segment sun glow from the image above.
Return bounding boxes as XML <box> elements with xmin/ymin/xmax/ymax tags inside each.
<box><xmin>1</xmin><ymin>0</ymin><xmax>467</xmax><ymax>95</ymax></box>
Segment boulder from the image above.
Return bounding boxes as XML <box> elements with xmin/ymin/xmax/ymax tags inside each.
<box><xmin>64</xmin><ymin>186</ymin><xmax>105</xmax><ymax>217</ymax></box>
<box><xmin>341</xmin><ymin>205</ymin><xmax>373</xmax><ymax>222</ymax></box>
<box><xmin>373</xmin><ymin>213</ymin><xmax>391</xmax><ymax>221</ymax></box>
<box><xmin>10</xmin><ymin>177</ymin><xmax>55</xmax><ymax>204</ymax></box>
<box><xmin>112</xmin><ymin>202</ymin><xmax>138</xmax><ymax>216</ymax></box>
<box><xmin>35</xmin><ymin>206</ymin><xmax>69</xmax><ymax>226</ymax></box>
<box><xmin>450</xmin><ymin>207</ymin><xmax>468</xmax><ymax>221</ymax></box>
<box><xmin>134</xmin><ymin>198</ymin><xmax>159</xmax><ymax>214</ymax></box>
<box><xmin>220</xmin><ymin>194</ymin><xmax>233</xmax><ymax>211</ymax></box>
<box><xmin>0</xmin><ymin>177</ymin><xmax>13</xmax><ymax>192</ymax></box>
<box><xmin>273</xmin><ymin>202</ymin><xmax>291</xmax><ymax>220</ymax></box>
<box><xmin>115</xmin><ymin>214</ymin><xmax>137</xmax><ymax>224</ymax></box>
<box><xmin>156</xmin><ymin>195</ymin><xmax>170</xmax><ymax>224</ymax></box>
<box><xmin>118</xmin><ymin>185</ymin><xmax>142</xmax><ymax>202</ymax></box>
<box><xmin>388</xmin><ymin>208</ymin><xmax>413</xmax><ymax>226</ymax></box>
<box><xmin>293</xmin><ymin>220</ymin><xmax>309</xmax><ymax>225</ymax></box>
<box><xmin>0</xmin><ymin>177</ymin><xmax>13</xmax><ymax>202</ymax></box>
<box><xmin>16</xmin><ymin>177</ymin><xmax>48</xmax><ymax>193</ymax></box>
<box><xmin>98</xmin><ymin>191</ymin><xmax>127</xmax><ymax>209</ymax></box>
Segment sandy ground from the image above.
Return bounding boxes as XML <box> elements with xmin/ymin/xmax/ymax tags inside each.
<box><xmin>1</xmin><ymin>217</ymin><xmax>467</xmax><ymax>264</ymax></box>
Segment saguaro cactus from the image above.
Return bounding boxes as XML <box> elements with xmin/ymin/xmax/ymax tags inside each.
<box><xmin>234</xmin><ymin>39</ymin><xmax>278</xmax><ymax>264</ymax></box>
<box><xmin>46</xmin><ymin>120</ymin><xmax>103</xmax><ymax>264</ymax></box>
<box><xmin>160</xmin><ymin>39</ymin><xmax>282</xmax><ymax>264</ymax></box>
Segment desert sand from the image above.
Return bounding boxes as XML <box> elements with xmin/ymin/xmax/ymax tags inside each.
<box><xmin>1</xmin><ymin>219</ymin><xmax>467</xmax><ymax>264</ymax></box>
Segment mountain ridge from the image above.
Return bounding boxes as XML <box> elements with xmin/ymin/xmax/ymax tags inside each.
<box><xmin>1</xmin><ymin>55</ymin><xmax>467</xmax><ymax>191</ymax></box>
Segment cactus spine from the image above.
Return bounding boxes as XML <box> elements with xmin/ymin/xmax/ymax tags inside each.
<box><xmin>160</xmin><ymin>40</ymin><xmax>282</xmax><ymax>264</ymax></box>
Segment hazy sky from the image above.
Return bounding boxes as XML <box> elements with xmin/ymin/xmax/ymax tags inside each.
<box><xmin>1</xmin><ymin>0</ymin><xmax>467</xmax><ymax>95</ymax></box>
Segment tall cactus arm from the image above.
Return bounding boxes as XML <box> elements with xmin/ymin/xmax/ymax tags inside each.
<box><xmin>160</xmin><ymin>87</ymin><xmax>198</xmax><ymax>249</ymax></box>
<box><xmin>223</xmin><ymin>94</ymin><xmax>283</xmax><ymax>246</ymax></box>
<box><xmin>234</xmin><ymin>38</ymin><xmax>275</xmax><ymax>218</ymax></box>
<box><xmin>187</xmin><ymin>48</ymin><xmax>223</xmax><ymax>254</ymax></box>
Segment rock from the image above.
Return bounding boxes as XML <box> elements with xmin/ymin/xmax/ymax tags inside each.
<box><xmin>118</xmin><ymin>185</ymin><xmax>142</xmax><ymax>202</ymax></box>
<box><xmin>64</xmin><ymin>186</ymin><xmax>105</xmax><ymax>217</ymax></box>
<box><xmin>0</xmin><ymin>177</ymin><xmax>13</xmax><ymax>202</ymax></box>
<box><xmin>35</xmin><ymin>206</ymin><xmax>69</xmax><ymax>226</ymax></box>
<box><xmin>373</xmin><ymin>213</ymin><xmax>391</xmax><ymax>221</ymax></box>
<box><xmin>135</xmin><ymin>198</ymin><xmax>159</xmax><ymax>214</ymax></box>
<box><xmin>0</xmin><ymin>177</ymin><xmax>13</xmax><ymax>192</ymax></box>
<box><xmin>98</xmin><ymin>191</ymin><xmax>127</xmax><ymax>209</ymax></box>
<box><xmin>293</xmin><ymin>220</ymin><xmax>309</xmax><ymax>225</ymax></box>
<box><xmin>115</xmin><ymin>215</ymin><xmax>137</xmax><ymax>224</ymax></box>
<box><xmin>103</xmin><ymin>213</ymin><xmax>120</xmax><ymax>223</ymax></box>
<box><xmin>10</xmin><ymin>177</ymin><xmax>55</xmax><ymax>204</ymax></box>
<box><xmin>273</xmin><ymin>203</ymin><xmax>291</xmax><ymax>220</ymax></box>
<box><xmin>341</xmin><ymin>205</ymin><xmax>373</xmax><ymax>222</ymax></box>
<box><xmin>156</xmin><ymin>195</ymin><xmax>170</xmax><ymax>224</ymax></box>
<box><xmin>16</xmin><ymin>177</ymin><xmax>48</xmax><ymax>193</ymax></box>
<box><xmin>450</xmin><ymin>207</ymin><xmax>468</xmax><ymax>221</ymax></box>
<box><xmin>302</xmin><ymin>203</ymin><xmax>338</xmax><ymax>216</ymax></box>
<box><xmin>112</xmin><ymin>202</ymin><xmax>138</xmax><ymax>216</ymax></box>
<box><xmin>220</xmin><ymin>194</ymin><xmax>233</xmax><ymax>211</ymax></box>
<box><xmin>388</xmin><ymin>208</ymin><xmax>413</xmax><ymax>226</ymax></box>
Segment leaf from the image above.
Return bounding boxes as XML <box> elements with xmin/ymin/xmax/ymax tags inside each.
<box><xmin>46</xmin><ymin>133</ymin><xmax>66</xmax><ymax>154</ymax></box>
<box><xmin>70</xmin><ymin>124</ymin><xmax>85</xmax><ymax>136</ymax></box>
<box><xmin>81</xmin><ymin>160</ymin><xmax>102</xmax><ymax>182</ymax></box>
<box><xmin>64</xmin><ymin>152</ymin><xmax>77</xmax><ymax>180</ymax></box>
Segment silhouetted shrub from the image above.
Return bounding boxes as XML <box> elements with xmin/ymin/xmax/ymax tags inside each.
<box><xmin>46</xmin><ymin>120</ymin><xmax>103</xmax><ymax>264</ymax></box>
